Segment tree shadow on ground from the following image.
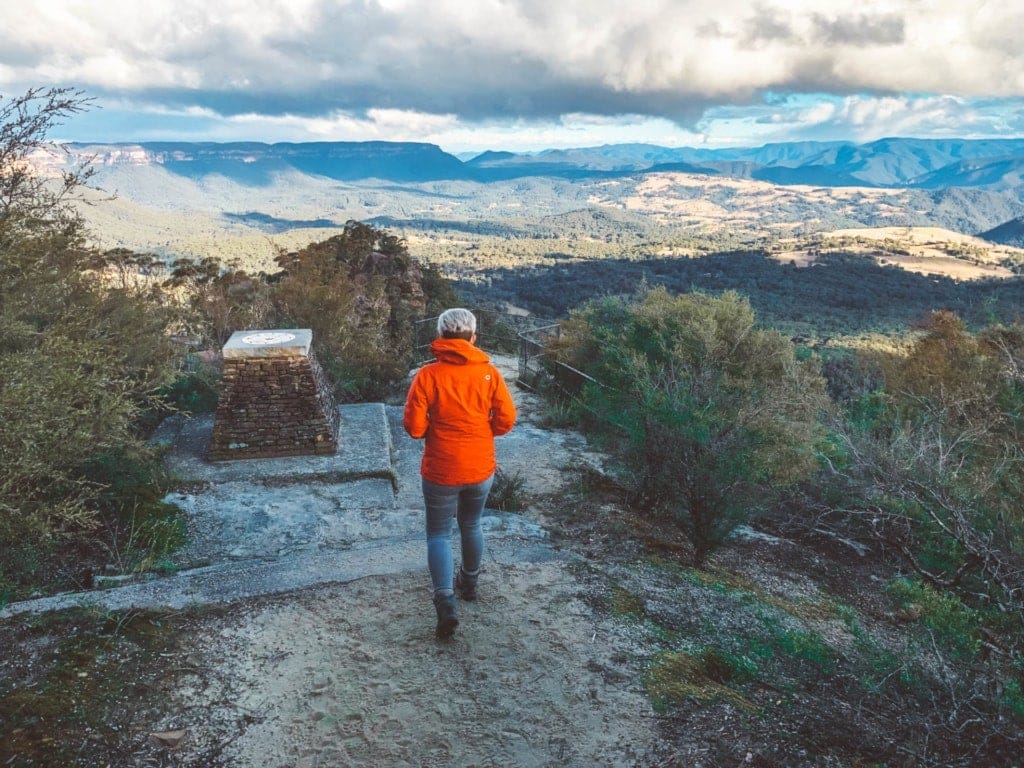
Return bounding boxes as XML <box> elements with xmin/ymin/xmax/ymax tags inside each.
<box><xmin>463</xmin><ymin>250</ymin><xmax>1024</xmax><ymax>336</ymax></box>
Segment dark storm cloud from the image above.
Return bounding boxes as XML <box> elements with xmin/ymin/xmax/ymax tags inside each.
<box><xmin>0</xmin><ymin>39</ymin><xmax>47</xmax><ymax>70</ymax></box>
<box><xmin>741</xmin><ymin>5</ymin><xmax>797</xmax><ymax>46</ymax></box>
<box><xmin>136</xmin><ymin>79</ymin><xmax>719</xmax><ymax>127</ymax></box>
<box><xmin>89</xmin><ymin>0</ymin><xmax>726</xmax><ymax>125</ymax></box>
<box><xmin>810</xmin><ymin>13</ymin><xmax>906</xmax><ymax>46</ymax></box>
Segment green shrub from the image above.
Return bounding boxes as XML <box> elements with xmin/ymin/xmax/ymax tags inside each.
<box><xmin>486</xmin><ymin>469</ymin><xmax>528</xmax><ymax>512</ymax></box>
<box><xmin>1003</xmin><ymin>678</ymin><xmax>1024</xmax><ymax>721</ymax></box>
<box><xmin>886</xmin><ymin>578</ymin><xmax>981</xmax><ymax>659</ymax></box>
<box><xmin>553</xmin><ymin>287</ymin><xmax>829</xmax><ymax>563</ymax></box>
<box><xmin>833</xmin><ymin>312</ymin><xmax>1024</xmax><ymax>632</ymax></box>
<box><xmin>0</xmin><ymin>89</ymin><xmax>182</xmax><ymax>592</ymax></box>
<box><xmin>537</xmin><ymin>398</ymin><xmax>581</xmax><ymax>428</ymax></box>
<box><xmin>159</xmin><ymin>370</ymin><xmax>220</xmax><ymax>414</ymax></box>
<box><xmin>104</xmin><ymin>501</ymin><xmax>187</xmax><ymax>575</ymax></box>
<box><xmin>774</xmin><ymin>628</ymin><xmax>835</xmax><ymax>669</ymax></box>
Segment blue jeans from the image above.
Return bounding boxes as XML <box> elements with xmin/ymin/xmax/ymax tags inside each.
<box><xmin>423</xmin><ymin>475</ymin><xmax>493</xmax><ymax>599</ymax></box>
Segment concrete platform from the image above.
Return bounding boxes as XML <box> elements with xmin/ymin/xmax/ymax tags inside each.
<box><xmin>167</xmin><ymin>479</ymin><xmax>403</xmax><ymax>567</ymax></box>
<box><xmin>154</xmin><ymin>402</ymin><xmax>393</xmax><ymax>485</ymax></box>
<box><xmin>0</xmin><ymin>390</ymin><xmax>567</xmax><ymax>620</ymax></box>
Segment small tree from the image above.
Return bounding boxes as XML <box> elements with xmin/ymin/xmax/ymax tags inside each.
<box><xmin>1</xmin><ymin>89</ymin><xmax>179</xmax><ymax>592</ymax></box>
<box><xmin>557</xmin><ymin>288</ymin><xmax>829</xmax><ymax>564</ymax></box>
<box><xmin>167</xmin><ymin>256</ymin><xmax>274</xmax><ymax>344</ymax></box>
<box><xmin>0</xmin><ymin>87</ymin><xmax>92</xmax><ymax>244</ymax></box>
<box><xmin>835</xmin><ymin>311</ymin><xmax>1024</xmax><ymax>615</ymax></box>
<box><xmin>271</xmin><ymin>221</ymin><xmax>434</xmax><ymax>399</ymax></box>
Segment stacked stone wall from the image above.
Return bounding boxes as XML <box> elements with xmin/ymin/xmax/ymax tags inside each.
<box><xmin>209</xmin><ymin>352</ymin><xmax>338</xmax><ymax>461</ymax></box>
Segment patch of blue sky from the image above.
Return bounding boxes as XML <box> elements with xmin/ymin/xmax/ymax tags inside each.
<box><xmin>50</xmin><ymin>92</ymin><xmax>1024</xmax><ymax>151</ymax></box>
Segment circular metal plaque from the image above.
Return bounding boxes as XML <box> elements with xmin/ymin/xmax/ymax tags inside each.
<box><xmin>240</xmin><ymin>332</ymin><xmax>297</xmax><ymax>346</ymax></box>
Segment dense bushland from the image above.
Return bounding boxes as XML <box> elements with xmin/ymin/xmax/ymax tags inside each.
<box><xmin>170</xmin><ymin>221</ymin><xmax>458</xmax><ymax>402</ymax></box>
<box><xmin>550</xmin><ymin>288</ymin><xmax>829</xmax><ymax>563</ymax></box>
<box><xmin>792</xmin><ymin>311</ymin><xmax>1024</xmax><ymax>627</ymax></box>
<box><xmin>462</xmin><ymin>250</ymin><xmax>1024</xmax><ymax>337</ymax></box>
<box><xmin>547</xmin><ymin>285</ymin><xmax>1024</xmax><ymax>617</ymax></box>
<box><xmin>1</xmin><ymin>89</ymin><xmax>182</xmax><ymax>596</ymax></box>
<box><xmin>811</xmin><ymin>312</ymin><xmax>1024</xmax><ymax>760</ymax></box>
<box><xmin>828</xmin><ymin>311</ymin><xmax>1024</xmax><ymax>628</ymax></box>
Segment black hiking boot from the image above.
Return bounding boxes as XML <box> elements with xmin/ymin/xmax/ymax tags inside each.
<box><xmin>454</xmin><ymin>567</ymin><xmax>478</xmax><ymax>601</ymax></box>
<box><xmin>434</xmin><ymin>593</ymin><xmax>459</xmax><ymax>639</ymax></box>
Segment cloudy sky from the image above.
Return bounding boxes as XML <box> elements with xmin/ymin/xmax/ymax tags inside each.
<box><xmin>3</xmin><ymin>0</ymin><xmax>1024</xmax><ymax>153</ymax></box>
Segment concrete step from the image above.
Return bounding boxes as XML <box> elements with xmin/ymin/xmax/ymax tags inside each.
<box><xmin>0</xmin><ymin>530</ymin><xmax>569</xmax><ymax>619</ymax></box>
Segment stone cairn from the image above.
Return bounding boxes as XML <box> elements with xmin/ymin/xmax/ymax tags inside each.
<box><xmin>209</xmin><ymin>329</ymin><xmax>339</xmax><ymax>461</ymax></box>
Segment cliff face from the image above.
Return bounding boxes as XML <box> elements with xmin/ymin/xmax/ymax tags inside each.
<box><xmin>30</xmin><ymin>137</ymin><xmax>1024</xmax><ymax>190</ymax></box>
<box><xmin>49</xmin><ymin>141</ymin><xmax>473</xmax><ymax>182</ymax></box>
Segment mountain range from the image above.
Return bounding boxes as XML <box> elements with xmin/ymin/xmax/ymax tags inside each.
<box><xmin>28</xmin><ymin>136</ymin><xmax>1024</xmax><ymax>264</ymax></box>
<box><xmin>56</xmin><ymin>137</ymin><xmax>1024</xmax><ymax>190</ymax></box>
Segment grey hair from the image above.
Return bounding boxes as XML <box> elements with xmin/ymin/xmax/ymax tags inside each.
<box><xmin>437</xmin><ymin>307</ymin><xmax>477</xmax><ymax>338</ymax></box>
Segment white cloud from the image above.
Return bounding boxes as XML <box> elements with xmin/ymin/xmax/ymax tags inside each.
<box><xmin>220</xmin><ymin>108</ymin><xmax>461</xmax><ymax>142</ymax></box>
<box><xmin>793</xmin><ymin>95</ymin><xmax>998</xmax><ymax>141</ymax></box>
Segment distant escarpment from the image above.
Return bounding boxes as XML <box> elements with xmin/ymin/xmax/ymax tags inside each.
<box><xmin>64</xmin><ymin>141</ymin><xmax>473</xmax><ymax>183</ymax></box>
<box><xmin>34</xmin><ymin>137</ymin><xmax>1024</xmax><ymax>190</ymax></box>
<box><xmin>465</xmin><ymin>137</ymin><xmax>1024</xmax><ymax>189</ymax></box>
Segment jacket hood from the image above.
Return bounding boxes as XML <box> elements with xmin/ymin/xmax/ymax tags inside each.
<box><xmin>430</xmin><ymin>337</ymin><xmax>491</xmax><ymax>365</ymax></box>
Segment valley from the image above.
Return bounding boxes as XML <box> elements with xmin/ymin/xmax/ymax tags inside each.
<box><xmin>38</xmin><ymin>138</ymin><xmax>1024</xmax><ymax>335</ymax></box>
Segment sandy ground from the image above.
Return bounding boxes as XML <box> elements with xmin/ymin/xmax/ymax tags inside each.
<box><xmin>160</xmin><ymin>564</ymin><xmax>661</xmax><ymax>767</ymax></box>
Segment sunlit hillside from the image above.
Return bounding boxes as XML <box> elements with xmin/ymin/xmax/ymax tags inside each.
<box><xmin>72</xmin><ymin>161</ymin><xmax>1024</xmax><ymax>285</ymax></box>
<box><xmin>768</xmin><ymin>226</ymin><xmax>1024</xmax><ymax>280</ymax></box>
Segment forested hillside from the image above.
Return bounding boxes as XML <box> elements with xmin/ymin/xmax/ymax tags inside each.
<box><xmin>21</xmin><ymin>137</ymin><xmax>1024</xmax><ymax>275</ymax></box>
<box><xmin>462</xmin><ymin>250</ymin><xmax>1024</xmax><ymax>336</ymax></box>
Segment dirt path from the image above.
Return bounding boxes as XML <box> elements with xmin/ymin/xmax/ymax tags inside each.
<box><xmin>0</xmin><ymin>353</ymin><xmax>674</xmax><ymax>765</ymax></box>
<box><xmin>139</xmin><ymin>354</ymin><xmax>667</xmax><ymax>766</ymax></box>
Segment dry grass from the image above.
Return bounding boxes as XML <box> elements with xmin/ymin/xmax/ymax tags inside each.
<box><xmin>763</xmin><ymin>226</ymin><xmax>1024</xmax><ymax>281</ymax></box>
<box><xmin>67</xmin><ymin>167</ymin><xmax>1024</xmax><ymax>288</ymax></box>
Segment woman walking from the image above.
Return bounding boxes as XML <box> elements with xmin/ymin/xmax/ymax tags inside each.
<box><xmin>403</xmin><ymin>308</ymin><xmax>517</xmax><ymax>638</ymax></box>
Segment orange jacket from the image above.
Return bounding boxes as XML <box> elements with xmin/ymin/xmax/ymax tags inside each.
<box><xmin>403</xmin><ymin>338</ymin><xmax>517</xmax><ymax>485</ymax></box>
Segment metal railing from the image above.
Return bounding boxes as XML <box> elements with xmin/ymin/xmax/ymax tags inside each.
<box><xmin>413</xmin><ymin>310</ymin><xmax>555</xmax><ymax>367</ymax></box>
<box><xmin>412</xmin><ymin>309</ymin><xmax>600</xmax><ymax>398</ymax></box>
<box><xmin>515</xmin><ymin>322</ymin><xmax>599</xmax><ymax>395</ymax></box>
<box><xmin>517</xmin><ymin>322</ymin><xmax>559</xmax><ymax>385</ymax></box>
